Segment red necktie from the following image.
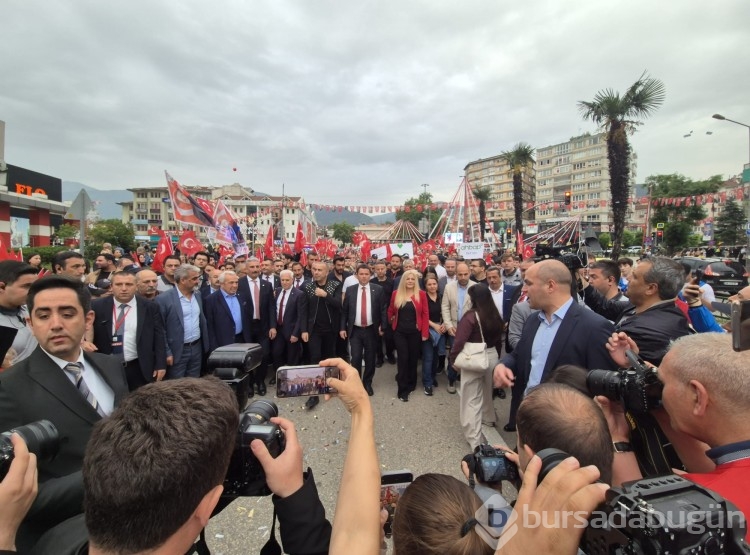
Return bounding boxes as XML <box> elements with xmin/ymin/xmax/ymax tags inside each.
<box><xmin>277</xmin><ymin>290</ymin><xmax>287</xmax><ymax>325</ymax></box>
<box><xmin>518</xmin><ymin>292</ymin><xmax>527</xmax><ymax>303</ymax></box>
<box><xmin>360</xmin><ymin>286</ymin><xmax>368</xmax><ymax>326</ymax></box>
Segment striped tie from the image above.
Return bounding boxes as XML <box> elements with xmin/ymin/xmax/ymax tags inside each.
<box><xmin>64</xmin><ymin>362</ymin><xmax>105</xmax><ymax>416</ymax></box>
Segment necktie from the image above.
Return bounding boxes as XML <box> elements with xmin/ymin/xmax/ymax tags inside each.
<box><xmin>115</xmin><ymin>303</ymin><xmax>127</xmax><ymax>336</ymax></box>
<box><xmin>295</xmin><ymin>279</ymin><xmax>300</xmax><ymax>289</ymax></box>
<box><xmin>518</xmin><ymin>292</ymin><xmax>527</xmax><ymax>303</ymax></box>
<box><xmin>64</xmin><ymin>362</ymin><xmax>104</xmax><ymax>416</ymax></box>
<box><xmin>252</xmin><ymin>280</ymin><xmax>260</xmax><ymax>319</ymax></box>
<box><xmin>360</xmin><ymin>286</ymin><xmax>368</xmax><ymax>326</ymax></box>
<box><xmin>278</xmin><ymin>290</ymin><xmax>287</xmax><ymax>325</ymax></box>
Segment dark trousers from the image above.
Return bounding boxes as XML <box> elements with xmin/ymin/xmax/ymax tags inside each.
<box><xmin>378</xmin><ymin>325</ymin><xmax>396</xmax><ymax>363</ymax></box>
<box><xmin>123</xmin><ymin>359</ymin><xmax>149</xmax><ymax>392</ymax></box>
<box><xmin>394</xmin><ymin>330</ymin><xmax>421</xmax><ymax>397</ymax></box>
<box><xmin>272</xmin><ymin>335</ymin><xmax>302</xmax><ymax>370</ymax></box>
<box><xmin>349</xmin><ymin>325</ymin><xmax>378</xmax><ymax>386</ymax></box>
<box><xmin>307</xmin><ymin>329</ymin><xmax>337</xmax><ymax>364</ymax></box>
<box><xmin>508</xmin><ymin>383</ymin><xmax>523</xmax><ymax>427</ymax></box>
<box><xmin>248</xmin><ymin>320</ymin><xmax>271</xmax><ymax>385</ymax></box>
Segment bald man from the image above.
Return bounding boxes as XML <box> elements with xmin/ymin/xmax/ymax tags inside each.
<box><xmin>494</xmin><ymin>260</ymin><xmax>617</xmax><ymax>399</ymax></box>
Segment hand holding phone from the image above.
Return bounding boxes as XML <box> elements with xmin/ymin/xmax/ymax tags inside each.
<box><xmin>275</xmin><ymin>365</ymin><xmax>341</xmax><ymax>398</ymax></box>
<box><xmin>731</xmin><ymin>300</ymin><xmax>750</xmax><ymax>352</ymax></box>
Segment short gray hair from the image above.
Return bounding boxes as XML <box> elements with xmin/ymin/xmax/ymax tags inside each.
<box><xmin>218</xmin><ymin>270</ymin><xmax>237</xmax><ymax>284</ymax></box>
<box><xmin>175</xmin><ymin>264</ymin><xmax>200</xmax><ymax>282</ymax></box>
<box><xmin>279</xmin><ymin>269</ymin><xmax>293</xmax><ymax>279</ymax></box>
<box><xmin>641</xmin><ymin>257</ymin><xmax>684</xmax><ymax>300</ymax></box>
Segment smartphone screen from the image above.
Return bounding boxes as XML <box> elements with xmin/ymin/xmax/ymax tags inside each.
<box><xmin>731</xmin><ymin>300</ymin><xmax>750</xmax><ymax>352</ymax></box>
<box><xmin>381</xmin><ymin>471</ymin><xmax>413</xmax><ymax>537</ymax></box>
<box><xmin>275</xmin><ymin>365</ymin><xmax>341</xmax><ymax>397</ymax></box>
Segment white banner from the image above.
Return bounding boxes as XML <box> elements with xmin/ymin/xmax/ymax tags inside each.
<box><xmin>458</xmin><ymin>242</ymin><xmax>484</xmax><ymax>260</ymax></box>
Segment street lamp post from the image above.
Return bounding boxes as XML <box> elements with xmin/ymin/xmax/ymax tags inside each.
<box><xmin>712</xmin><ymin>114</ymin><xmax>750</xmax><ymax>270</ymax></box>
<box><xmin>421</xmin><ymin>183</ymin><xmax>430</xmax><ymax>239</ymax></box>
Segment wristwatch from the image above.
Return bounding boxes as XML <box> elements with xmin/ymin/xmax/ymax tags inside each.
<box><xmin>613</xmin><ymin>441</ymin><xmax>633</xmax><ymax>453</ymax></box>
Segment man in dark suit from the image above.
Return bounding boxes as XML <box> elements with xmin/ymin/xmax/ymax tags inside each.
<box><xmin>272</xmin><ymin>269</ymin><xmax>308</xmax><ymax>374</ymax></box>
<box><xmin>291</xmin><ymin>262</ymin><xmax>308</xmax><ymax>290</ymax></box>
<box><xmin>494</xmin><ymin>260</ymin><xmax>617</xmax><ymax>405</ymax></box>
<box><xmin>370</xmin><ymin>260</ymin><xmax>395</xmax><ymax>366</ymax></box>
<box><xmin>238</xmin><ymin>257</ymin><xmax>277</xmax><ymax>395</ymax></box>
<box><xmin>87</xmin><ymin>271</ymin><xmax>167</xmax><ymax>391</ymax></box>
<box><xmin>261</xmin><ymin>259</ymin><xmax>281</xmax><ymax>290</ymax></box>
<box><xmin>0</xmin><ymin>275</ymin><xmax>129</xmax><ymax>550</ymax></box>
<box><xmin>340</xmin><ymin>264</ymin><xmax>387</xmax><ymax>396</ymax></box>
<box><xmin>486</xmin><ymin>265</ymin><xmax>518</xmax><ymax>400</ymax></box>
<box><xmin>155</xmin><ymin>264</ymin><xmax>210</xmax><ymax>379</ymax></box>
<box><xmin>204</xmin><ymin>270</ymin><xmax>252</xmax><ymax>353</ymax></box>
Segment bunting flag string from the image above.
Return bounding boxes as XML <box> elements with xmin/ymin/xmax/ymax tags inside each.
<box><xmin>650</xmin><ymin>184</ymin><xmax>749</xmax><ymax>208</ymax></box>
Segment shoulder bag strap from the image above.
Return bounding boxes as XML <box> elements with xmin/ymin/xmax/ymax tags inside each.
<box><xmin>475</xmin><ymin>312</ymin><xmax>485</xmax><ymax>344</ymax></box>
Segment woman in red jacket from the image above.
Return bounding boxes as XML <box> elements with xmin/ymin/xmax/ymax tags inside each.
<box><xmin>388</xmin><ymin>269</ymin><xmax>429</xmax><ymax>401</ymax></box>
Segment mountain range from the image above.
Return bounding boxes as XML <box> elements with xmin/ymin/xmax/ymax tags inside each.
<box><xmin>62</xmin><ymin>182</ymin><xmax>397</xmax><ymax>226</ymax></box>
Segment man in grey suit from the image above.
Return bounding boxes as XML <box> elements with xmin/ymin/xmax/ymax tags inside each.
<box><xmin>0</xmin><ymin>275</ymin><xmax>129</xmax><ymax>551</ymax></box>
<box><xmin>156</xmin><ymin>264</ymin><xmax>209</xmax><ymax>379</ymax></box>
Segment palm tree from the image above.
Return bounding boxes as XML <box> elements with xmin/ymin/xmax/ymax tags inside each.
<box><xmin>578</xmin><ymin>72</ymin><xmax>665</xmax><ymax>260</ymax></box>
<box><xmin>500</xmin><ymin>143</ymin><xmax>535</xmax><ymax>247</ymax></box>
<box><xmin>472</xmin><ymin>186</ymin><xmax>492</xmax><ymax>241</ymax></box>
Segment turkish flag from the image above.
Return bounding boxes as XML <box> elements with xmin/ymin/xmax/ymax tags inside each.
<box><xmin>523</xmin><ymin>244</ymin><xmax>535</xmax><ymax>260</ymax></box>
<box><xmin>294</xmin><ymin>221</ymin><xmax>306</xmax><ymax>254</ymax></box>
<box><xmin>299</xmin><ymin>249</ymin><xmax>308</xmax><ymax>268</ymax></box>
<box><xmin>360</xmin><ymin>237</ymin><xmax>371</xmax><ymax>261</ymax></box>
<box><xmin>178</xmin><ymin>231</ymin><xmax>203</xmax><ymax>258</ymax></box>
<box><xmin>282</xmin><ymin>241</ymin><xmax>293</xmax><ymax>255</ymax></box>
<box><xmin>264</xmin><ymin>225</ymin><xmax>275</xmax><ymax>260</ymax></box>
<box><xmin>151</xmin><ymin>231</ymin><xmax>174</xmax><ymax>273</ymax></box>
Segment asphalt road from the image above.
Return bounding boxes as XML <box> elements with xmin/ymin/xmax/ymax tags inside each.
<box><xmin>204</xmin><ymin>361</ymin><xmax>516</xmax><ymax>554</ymax></box>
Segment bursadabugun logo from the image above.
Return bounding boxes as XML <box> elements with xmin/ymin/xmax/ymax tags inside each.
<box><xmin>472</xmin><ymin>493</ymin><xmax>518</xmax><ymax>550</ymax></box>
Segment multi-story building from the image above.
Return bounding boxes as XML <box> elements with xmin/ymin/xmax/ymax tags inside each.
<box><xmin>535</xmin><ymin>132</ymin><xmax>639</xmax><ymax>233</ymax></box>
<box><xmin>120</xmin><ymin>183</ymin><xmax>316</xmax><ymax>249</ymax></box>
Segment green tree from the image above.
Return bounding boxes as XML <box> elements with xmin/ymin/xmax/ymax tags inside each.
<box><xmin>86</xmin><ymin>219</ymin><xmax>136</xmax><ymax>259</ymax></box>
<box><xmin>578</xmin><ymin>72</ymin><xmax>665</xmax><ymax>261</ymax></box>
<box><xmin>622</xmin><ymin>229</ymin><xmax>643</xmax><ymax>247</ymax></box>
<box><xmin>330</xmin><ymin>221</ymin><xmax>355</xmax><ymax>245</ymax></box>
<box><xmin>597</xmin><ymin>232</ymin><xmax>611</xmax><ymax>250</ymax></box>
<box><xmin>500</xmin><ymin>143</ymin><xmax>535</xmax><ymax>240</ymax></box>
<box><xmin>395</xmin><ymin>192</ymin><xmax>443</xmax><ymax>233</ymax></box>
<box><xmin>472</xmin><ymin>186</ymin><xmax>492</xmax><ymax>241</ymax></box>
<box><xmin>54</xmin><ymin>223</ymin><xmax>79</xmax><ymax>241</ymax></box>
<box><xmin>648</xmin><ymin>173</ymin><xmax>721</xmax><ymax>253</ymax></box>
<box><xmin>715</xmin><ymin>200</ymin><xmax>746</xmax><ymax>246</ymax></box>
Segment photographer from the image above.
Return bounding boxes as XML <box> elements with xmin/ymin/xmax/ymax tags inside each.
<box><xmin>601</xmin><ymin>333</ymin><xmax>750</xmax><ymax>538</ymax></box>
<box><xmin>0</xmin><ymin>435</ymin><xmax>38</xmax><ymax>554</ymax></box>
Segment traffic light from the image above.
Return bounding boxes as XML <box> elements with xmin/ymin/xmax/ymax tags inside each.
<box><xmin>564</xmin><ymin>191</ymin><xmax>571</xmax><ymax>206</ymax></box>
<box><xmin>651</xmin><ymin>231</ymin><xmax>656</xmax><ymax>241</ymax></box>
<box><xmin>506</xmin><ymin>228</ymin><xmax>512</xmax><ymax>238</ymax></box>
<box><xmin>657</xmin><ymin>231</ymin><xmax>663</xmax><ymax>239</ymax></box>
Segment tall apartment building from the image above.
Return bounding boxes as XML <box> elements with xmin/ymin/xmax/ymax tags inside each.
<box><xmin>120</xmin><ymin>183</ymin><xmax>316</xmax><ymax>247</ymax></box>
<box><xmin>535</xmin><ymin>132</ymin><xmax>640</xmax><ymax>233</ymax></box>
<box><xmin>463</xmin><ymin>155</ymin><xmax>536</xmax><ymax>231</ymax></box>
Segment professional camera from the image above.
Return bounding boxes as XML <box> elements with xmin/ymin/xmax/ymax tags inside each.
<box><xmin>0</xmin><ymin>420</ymin><xmax>59</xmax><ymax>480</ymax></box>
<box><xmin>207</xmin><ymin>343</ymin><xmax>264</xmax><ymax>409</ymax></box>
<box><xmin>537</xmin><ymin>448</ymin><xmax>750</xmax><ymax>555</ymax></box>
<box><xmin>587</xmin><ymin>350</ymin><xmax>663</xmax><ymax>415</ymax></box>
<box><xmin>463</xmin><ymin>444</ymin><xmax>519</xmax><ymax>487</ymax></box>
<box><xmin>222</xmin><ymin>399</ymin><xmax>285</xmax><ymax>500</ymax></box>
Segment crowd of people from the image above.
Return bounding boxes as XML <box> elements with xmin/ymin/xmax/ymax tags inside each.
<box><xmin>0</xmin><ymin>240</ymin><xmax>748</xmax><ymax>554</ymax></box>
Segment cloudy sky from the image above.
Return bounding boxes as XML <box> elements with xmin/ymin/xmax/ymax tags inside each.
<box><xmin>2</xmin><ymin>1</ymin><xmax>748</xmax><ymax>206</ymax></box>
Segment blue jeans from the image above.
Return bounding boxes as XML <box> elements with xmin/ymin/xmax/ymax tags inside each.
<box><xmin>422</xmin><ymin>334</ymin><xmax>446</xmax><ymax>387</ymax></box>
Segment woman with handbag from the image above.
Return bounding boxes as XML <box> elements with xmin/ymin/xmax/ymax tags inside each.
<box><xmin>388</xmin><ymin>269</ymin><xmax>429</xmax><ymax>402</ymax></box>
<box><xmin>422</xmin><ymin>274</ymin><xmax>445</xmax><ymax>396</ymax></box>
<box><xmin>449</xmin><ymin>283</ymin><xmax>504</xmax><ymax>449</ymax></box>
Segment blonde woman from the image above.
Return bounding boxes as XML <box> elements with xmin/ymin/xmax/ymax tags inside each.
<box><xmin>388</xmin><ymin>270</ymin><xmax>429</xmax><ymax>401</ymax></box>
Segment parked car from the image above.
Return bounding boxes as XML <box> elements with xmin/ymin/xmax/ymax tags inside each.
<box><xmin>625</xmin><ymin>246</ymin><xmax>643</xmax><ymax>255</ymax></box>
<box><xmin>674</xmin><ymin>256</ymin><xmax>749</xmax><ymax>297</ymax></box>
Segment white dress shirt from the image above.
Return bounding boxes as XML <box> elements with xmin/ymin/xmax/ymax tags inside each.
<box><xmin>113</xmin><ymin>298</ymin><xmax>138</xmax><ymax>362</ymax></box>
<box><xmin>46</xmin><ymin>347</ymin><xmax>115</xmax><ymax>415</ymax></box>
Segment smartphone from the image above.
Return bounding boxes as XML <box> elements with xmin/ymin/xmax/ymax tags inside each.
<box><xmin>380</xmin><ymin>470</ymin><xmax>413</xmax><ymax>537</ymax></box>
<box><xmin>693</xmin><ymin>268</ymin><xmax>704</xmax><ymax>283</ymax></box>
<box><xmin>275</xmin><ymin>365</ymin><xmax>341</xmax><ymax>397</ymax></box>
<box><xmin>731</xmin><ymin>299</ymin><xmax>750</xmax><ymax>352</ymax></box>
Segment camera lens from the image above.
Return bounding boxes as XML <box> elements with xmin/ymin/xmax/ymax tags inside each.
<box><xmin>586</xmin><ymin>369</ymin><xmax>622</xmax><ymax>400</ymax></box>
<box><xmin>1</xmin><ymin>420</ymin><xmax>59</xmax><ymax>462</ymax></box>
<box><xmin>245</xmin><ymin>400</ymin><xmax>279</xmax><ymax>425</ymax></box>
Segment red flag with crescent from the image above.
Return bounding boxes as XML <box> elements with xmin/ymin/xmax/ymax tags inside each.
<box><xmin>178</xmin><ymin>231</ymin><xmax>203</xmax><ymax>258</ymax></box>
<box><xmin>151</xmin><ymin>231</ymin><xmax>174</xmax><ymax>273</ymax></box>
<box><xmin>294</xmin><ymin>221</ymin><xmax>306</xmax><ymax>254</ymax></box>
<box><xmin>264</xmin><ymin>225</ymin><xmax>275</xmax><ymax>260</ymax></box>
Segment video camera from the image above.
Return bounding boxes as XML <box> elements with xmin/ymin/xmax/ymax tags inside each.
<box><xmin>586</xmin><ymin>350</ymin><xmax>663</xmax><ymax>415</ymax></box>
<box><xmin>207</xmin><ymin>344</ymin><xmax>285</xmax><ymax>504</ymax></box>
<box><xmin>536</xmin><ymin>448</ymin><xmax>750</xmax><ymax>554</ymax></box>
<box><xmin>1</xmin><ymin>420</ymin><xmax>59</xmax><ymax>480</ymax></box>
<box><xmin>463</xmin><ymin>444</ymin><xmax>519</xmax><ymax>489</ymax></box>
